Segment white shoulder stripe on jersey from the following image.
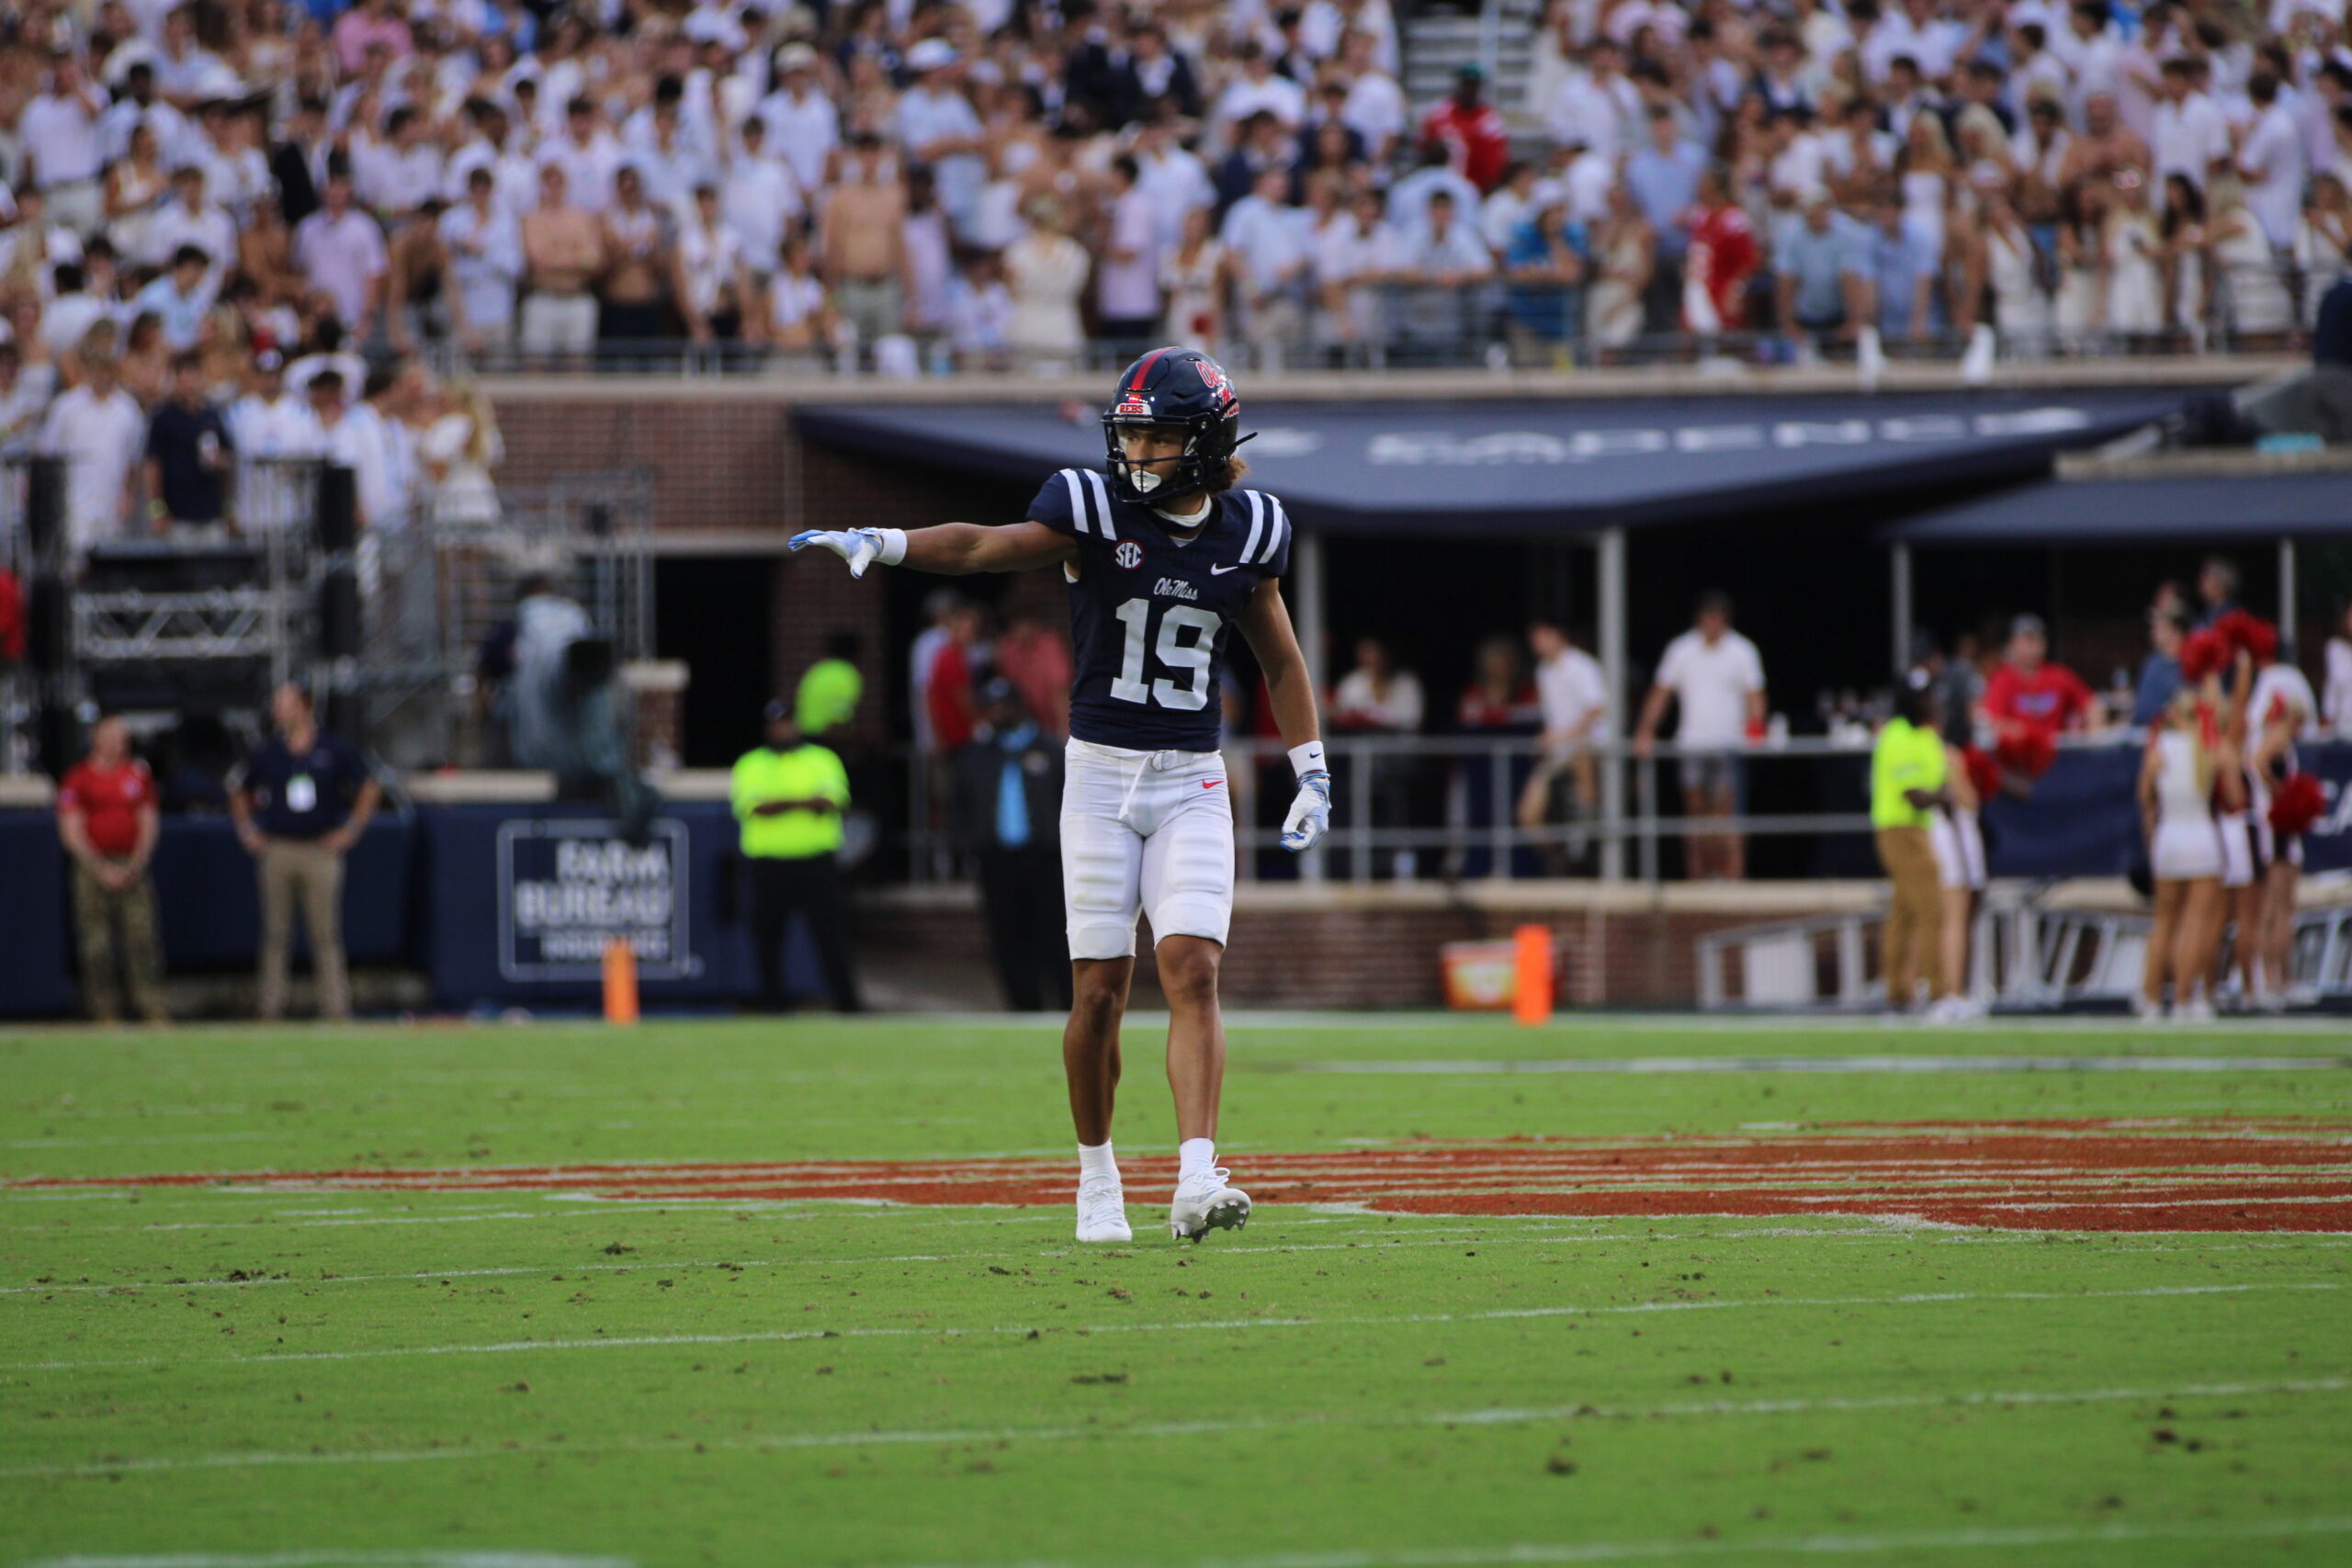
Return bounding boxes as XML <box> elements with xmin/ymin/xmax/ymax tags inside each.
<box><xmin>1058</xmin><ymin>468</ymin><xmax>1091</xmax><ymax>536</ymax></box>
<box><xmin>1238</xmin><ymin>491</ymin><xmax>1265</xmax><ymax>566</ymax></box>
<box><xmin>1261</xmin><ymin>497</ymin><xmax>1289</xmax><ymax>565</ymax></box>
<box><xmin>1083</xmin><ymin>469</ymin><xmax>1117</xmax><ymax>541</ymax></box>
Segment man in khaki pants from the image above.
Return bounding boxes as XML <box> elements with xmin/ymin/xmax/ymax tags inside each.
<box><xmin>1871</xmin><ymin>673</ymin><xmax>1952</xmax><ymax>1016</ymax></box>
<box><xmin>230</xmin><ymin>683</ymin><xmax>380</xmax><ymax>1021</ymax></box>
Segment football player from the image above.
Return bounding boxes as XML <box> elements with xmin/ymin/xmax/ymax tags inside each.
<box><xmin>791</xmin><ymin>348</ymin><xmax>1331</xmax><ymax>1243</ymax></box>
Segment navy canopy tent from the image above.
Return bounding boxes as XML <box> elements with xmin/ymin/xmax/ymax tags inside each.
<box><xmin>1883</xmin><ymin>472</ymin><xmax>2352</xmax><ymax>544</ymax></box>
<box><xmin>797</xmin><ymin>389</ymin><xmax>2185</xmax><ymax>535</ymax></box>
<box><xmin>1878</xmin><ymin>467</ymin><xmax>2350</xmax><ymax>675</ymax></box>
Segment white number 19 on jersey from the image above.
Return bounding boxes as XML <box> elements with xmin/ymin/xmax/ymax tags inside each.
<box><xmin>1110</xmin><ymin>598</ymin><xmax>1219</xmax><ymax>711</ymax></box>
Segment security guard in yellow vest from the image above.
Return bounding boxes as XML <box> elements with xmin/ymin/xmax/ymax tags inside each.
<box><xmin>733</xmin><ymin>699</ymin><xmax>862</xmax><ymax>1012</ymax></box>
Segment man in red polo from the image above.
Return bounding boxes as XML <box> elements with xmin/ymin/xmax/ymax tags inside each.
<box><xmin>57</xmin><ymin>714</ymin><xmax>169</xmax><ymax>1024</ymax></box>
<box><xmin>1978</xmin><ymin>614</ymin><xmax>2102</xmax><ymax>765</ymax></box>
<box><xmin>1420</xmin><ymin>65</ymin><xmax>1510</xmax><ymax>192</ymax></box>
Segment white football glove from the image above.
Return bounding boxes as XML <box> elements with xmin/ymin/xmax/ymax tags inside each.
<box><xmin>788</xmin><ymin>527</ymin><xmax>891</xmax><ymax>578</ymax></box>
<box><xmin>1281</xmin><ymin>770</ymin><xmax>1331</xmax><ymax>853</ymax></box>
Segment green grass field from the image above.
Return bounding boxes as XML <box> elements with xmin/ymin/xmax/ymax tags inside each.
<box><xmin>5</xmin><ymin>1013</ymin><xmax>2351</xmax><ymax>1568</ymax></box>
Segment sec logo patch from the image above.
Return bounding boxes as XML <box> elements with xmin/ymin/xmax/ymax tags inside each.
<box><xmin>1114</xmin><ymin>541</ymin><xmax>1144</xmax><ymax>570</ymax></box>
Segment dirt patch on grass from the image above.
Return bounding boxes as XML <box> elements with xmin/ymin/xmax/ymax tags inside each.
<box><xmin>18</xmin><ymin>1120</ymin><xmax>2352</xmax><ymax>1232</ymax></box>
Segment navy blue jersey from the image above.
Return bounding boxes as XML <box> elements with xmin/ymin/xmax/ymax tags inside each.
<box><xmin>1026</xmin><ymin>467</ymin><xmax>1293</xmax><ymax>752</ymax></box>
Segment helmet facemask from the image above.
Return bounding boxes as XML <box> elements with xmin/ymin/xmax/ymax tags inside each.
<box><xmin>1102</xmin><ymin>415</ymin><xmax>1214</xmax><ymax>503</ymax></box>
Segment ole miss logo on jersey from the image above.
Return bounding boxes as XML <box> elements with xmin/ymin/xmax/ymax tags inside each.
<box><xmin>1114</xmin><ymin>540</ymin><xmax>1144</xmax><ymax>570</ymax></box>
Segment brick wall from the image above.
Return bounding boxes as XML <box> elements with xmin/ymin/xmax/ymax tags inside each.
<box><xmin>854</xmin><ymin>886</ymin><xmax>1883</xmax><ymax>1010</ymax></box>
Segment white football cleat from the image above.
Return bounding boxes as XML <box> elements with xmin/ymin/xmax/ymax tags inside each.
<box><xmin>1075</xmin><ymin>1179</ymin><xmax>1132</xmax><ymax>1244</ymax></box>
<box><xmin>1169</xmin><ymin>1166</ymin><xmax>1250</xmax><ymax>1242</ymax></box>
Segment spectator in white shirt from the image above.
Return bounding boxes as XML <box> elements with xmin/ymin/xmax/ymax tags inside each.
<box><xmin>625</xmin><ymin>85</ymin><xmax>714</xmax><ymax>216</ymax></box>
<box><xmin>227</xmin><ymin>351</ymin><xmax>317</xmax><ymax>528</ymax></box>
<box><xmin>39</xmin><ymin>350</ymin><xmax>145</xmax><ymax>553</ymax></box>
<box><xmin>438</xmin><ymin>166</ymin><xmax>525</xmax><ymax>351</ymax></box>
<box><xmin>543</xmin><ymin>97</ymin><xmax>626</xmax><ymax>215</ymax></box>
<box><xmin>1383</xmin><ymin>189</ymin><xmax>1492</xmax><ymax>351</ymax></box>
<box><xmin>1331</xmin><ymin>636</ymin><xmax>1425</xmax><ymax>878</ymax></box>
<box><xmin>1339</xmin><ymin>31</ymin><xmax>1407</xmax><ymax>165</ymax></box>
<box><xmin>2237</xmin><ymin>71</ymin><xmax>2307</xmax><ymax>249</ymax></box>
<box><xmin>1634</xmin><ymin>591</ymin><xmax>1769</xmax><ymax>880</ymax></box>
<box><xmin>99</xmin><ymin>63</ymin><xmax>196</xmax><ymax>169</ymax></box>
<box><xmin>355</xmin><ymin>105</ymin><xmax>447</xmax><ymax>219</ymax></box>
<box><xmin>677</xmin><ymin>182</ymin><xmax>753</xmax><ymax>344</ymax></box>
<box><xmin>144</xmin><ymin>165</ymin><xmax>239</xmax><ymax>288</ymax></box>
<box><xmin>1316</xmin><ymin>187</ymin><xmax>1392</xmax><ymax>353</ymax></box>
<box><xmin>1214</xmin><ymin>45</ymin><xmax>1309</xmax><ymax>138</ymax></box>
<box><xmin>445</xmin><ymin>100</ymin><xmax>538</xmax><ymax>222</ymax></box>
<box><xmin>1544</xmin><ymin>39</ymin><xmax>1641</xmax><ymax>164</ymax></box>
<box><xmin>1221</xmin><ymin>165</ymin><xmax>1310</xmax><ymax>363</ymax></box>
<box><xmin>758</xmin><ymin>46</ymin><xmax>841</xmax><ymax>197</ymax></box>
<box><xmin>1095</xmin><ymin>155</ymin><xmax>1163</xmax><ymax>355</ymax></box>
<box><xmin>22</xmin><ymin>56</ymin><xmax>110</xmax><ymax>236</ymax></box>
<box><xmin>896</xmin><ymin>41</ymin><xmax>988</xmax><ymax>236</ymax></box>
<box><xmin>292</xmin><ymin>170</ymin><xmax>389</xmax><ymax>340</ymax></box>
<box><xmin>1517</xmin><ymin>620</ymin><xmax>1610</xmax><ymax>852</ymax></box>
<box><xmin>2153</xmin><ymin>57</ymin><xmax>2231</xmax><ymax>190</ymax></box>
<box><xmin>39</xmin><ymin>263</ymin><xmax>113</xmax><ymax>356</ymax></box>
<box><xmin>721</xmin><ymin>117</ymin><xmax>802</xmax><ymax>269</ymax></box>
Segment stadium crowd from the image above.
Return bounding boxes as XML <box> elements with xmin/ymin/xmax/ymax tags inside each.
<box><xmin>0</xmin><ymin>0</ymin><xmax>2347</xmax><ymax>391</ymax></box>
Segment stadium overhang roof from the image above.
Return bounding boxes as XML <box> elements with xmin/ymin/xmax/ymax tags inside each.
<box><xmin>794</xmin><ymin>389</ymin><xmax>2188</xmax><ymax>536</ymax></box>
<box><xmin>1880</xmin><ymin>471</ymin><xmax>2352</xmax><ymax>546</ymax></box>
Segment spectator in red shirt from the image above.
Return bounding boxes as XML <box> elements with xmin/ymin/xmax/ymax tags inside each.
<box><xmin>1684</xmin><ymin>166</ymin><xmax>1760</xmax><ymax>331</ymax></box>
<box><xmin>1421</xmin><ymin>65</ymin><xmax>1510</xmax><ymax>193</ymax></box>
<box><xmin>1978</xmin><ymin>614</ymin><xmax>2103</xmax><ymax>757</ymax></box>
<box><xmin>57</xmin><ymin>715</ymin><xmax>169</xmax><ymax>1025</ymax></box>
<box><xmin>925</xmin><ymin>601</ymin><xmax>986</xmax><ymax>756</ymax></box>
<box><xmin>995</xmin><ymin>612</ymin><xmax>1073</xmax><ymax>739</ymax></box>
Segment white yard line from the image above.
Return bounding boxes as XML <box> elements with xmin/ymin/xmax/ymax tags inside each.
<box><xmin>23</xmin><ymin>1556</ymin><xmax>627</xmax><ymax>1568</ymax></box>
<box><xmin>7</xmin><ymin>1280</ymin><xmax>2340</xmax><ymax>1374</ymax></box>
<box><xmin>892</xmin><ymin>1514</ymin><xmax>2352</xmax><ymax>1568</ymax></box>
<box><xmin>1294</xmin><ymin>1055</ymin><xmax>2352</xmax><ymax>1075</ymax></box>
<box><xmin>4</xmin><ymin>1378</ymin><xmax>2346</xmax><ymax>1483</ymax></box>
<box><xmin>7</xmin><ymin>1220</ymin><xmax>2348</xmax><ymax>1301</ymax></box>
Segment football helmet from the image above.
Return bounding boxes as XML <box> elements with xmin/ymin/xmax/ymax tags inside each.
<box><xmin>1101</xmin><ymin>347</ymin><xmax>1246</xmax><ymax>503</ymax></box>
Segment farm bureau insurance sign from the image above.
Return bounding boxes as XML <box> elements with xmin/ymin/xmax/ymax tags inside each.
<box><xmin>496</xmin><ymin>818</ymin><xmax>698</xmax><ymax>982</ymax></box>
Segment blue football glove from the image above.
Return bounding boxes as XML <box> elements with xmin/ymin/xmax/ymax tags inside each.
<box><xmin>789</xmin><ymin>527</ymin><xmax>890</xmax><ymax>578</ymax></box>
<box><xmin>1281</xmin><ymin>769</ymin><xmax>1331</xmax><ymax>853</ymax></box>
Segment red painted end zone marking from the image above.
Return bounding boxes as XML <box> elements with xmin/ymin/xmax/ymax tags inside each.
<box><xmin>15</xmin><ymin>1120</ymin><xmax>2352</xmax><ymax>1233</ymax></box>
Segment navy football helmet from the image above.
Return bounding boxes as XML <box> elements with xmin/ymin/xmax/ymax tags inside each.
<box><xmin>1101</xmin><ymin>347</ymin><xmax>1246</xmax><ymax>503</ymax></box>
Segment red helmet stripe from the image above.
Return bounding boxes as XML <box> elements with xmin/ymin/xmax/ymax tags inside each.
<box><xmin>1126</xmin><ymin>347</ymin><xmax>1170</xmax><ymax>393</ymax></box>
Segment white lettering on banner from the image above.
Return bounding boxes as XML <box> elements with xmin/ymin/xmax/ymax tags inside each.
<box><xmin>1363</xmin><ymin>409</ymin><xmax>2107</xmax><ymax>466</ymax></box>
<box><xmin>1675</xmin><ymin>424</ymin><xmax>1768</xmax><ymax>452</ymax></box>
<box><xmin>495</xmin><ymin>819</ymin><xmax>698</xmax><ymax>983</ymax></box>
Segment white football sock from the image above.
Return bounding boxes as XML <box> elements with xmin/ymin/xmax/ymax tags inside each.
<box><xmin>1179</xmin><ymin>1138</ymin><xmax>1216</xmax><ymax>1181</ymax></box>
<box><xmin>1078</xmin><ymin>1142</ymin><xmax>1118</xmax><ymax>1184</ymax></box>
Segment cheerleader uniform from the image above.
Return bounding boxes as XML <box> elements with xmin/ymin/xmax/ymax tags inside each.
<box><xmin>2149</xmin><ymin>730</ymin><xmax>2223</xmax><ymax>882</ymax></box>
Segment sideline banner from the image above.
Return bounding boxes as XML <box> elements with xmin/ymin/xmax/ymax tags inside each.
<box><xmin>1984</xmin><ymin>740</ymin><xmax>2352</xmax><ymax>878</ymax></box>
<box><xmin>421</xmin><ymin>802</ymin><xmax>820</xmax><ymax>1010</ymax></box>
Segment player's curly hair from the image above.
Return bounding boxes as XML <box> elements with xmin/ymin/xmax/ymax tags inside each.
<box><xmin>1204</xmin><ymin>454</ymin><xmax>1249</xmax><ymax>495</ymax></box>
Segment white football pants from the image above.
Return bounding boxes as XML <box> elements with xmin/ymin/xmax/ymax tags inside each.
<box><xmin>1061</xmin><ymin>737</ymin><xmax>1236</xmax><ymax>960</ymax></box>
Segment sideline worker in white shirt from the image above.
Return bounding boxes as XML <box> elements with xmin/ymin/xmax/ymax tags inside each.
<box><xmin>1634</xmin><ymin>590</ymin><xmax>1768</xmax><ymax>881</ymax></box>
<box><xmin>1517</xmin><ymin>619</ymin><xmax>1609</xmax><ymax>862</ymax></box>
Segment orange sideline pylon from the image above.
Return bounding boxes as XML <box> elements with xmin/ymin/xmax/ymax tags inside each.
<box><xmin>603</xmin><ymin>938</ymin><xmax>640</xmax><ymax>1024</ymax></box>
<box><xmin>1512</xmin><ymin>924</ymin><xmax>1554</xmax><ymax>1026</ymax></box>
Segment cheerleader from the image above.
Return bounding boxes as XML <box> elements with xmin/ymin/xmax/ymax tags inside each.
<box><xmin>2244</xmin><ymin>647</ymin><xmax>2320</xmax><ymax>1008</ymax></box>
<box><xmin>2137</xmin><ymin>689</ymin><xmax>2234</xmax><ymax>1021</ymax></box>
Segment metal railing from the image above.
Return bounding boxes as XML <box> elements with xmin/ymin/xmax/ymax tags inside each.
<box><xmin>414</xmin><ymin>257</ymin><xmax>2336</xmax><ymax>379</ymax></box>
<box><xmin>899</xmin><ymin>730</ymin><xmax>1897</xmax><ymax>886</ymax></box>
